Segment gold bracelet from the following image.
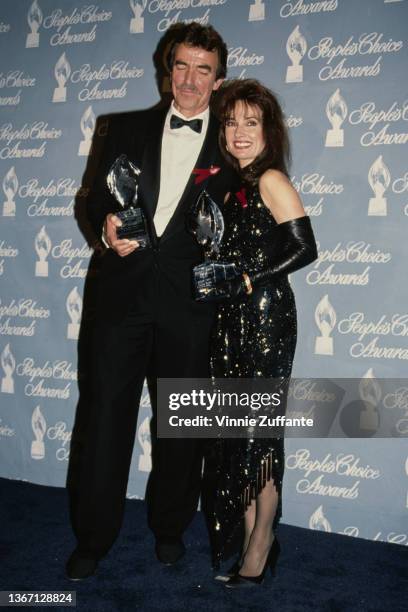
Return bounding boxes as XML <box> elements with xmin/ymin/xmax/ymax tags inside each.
<box><xmin>242</xmin><ymin>272</ymin><xmax>253</xmax><ymax>295</ymax></box>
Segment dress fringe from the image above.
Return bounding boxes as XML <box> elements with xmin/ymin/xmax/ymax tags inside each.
<box><xmin>241</xmin><ymin>449</ymin><xmax>275</xmax><ymax>511</ymax></box>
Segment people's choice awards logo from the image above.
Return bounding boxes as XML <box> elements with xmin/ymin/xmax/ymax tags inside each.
<box><xmin>248</xmin><ymin>0</ymin><xmax>265</xmax><ymax>22</ymax></box>
<box><xmin>31</xmin><ymin>405</ymin><xmax>46</xmax><ymax>459</ymax></box>
<box><xmin>130</xmin><ymin>0</ymin><xmax>147</xmax><ymax>33</ymax></box>
<box><xmin>2</xmin><ymin>167</ymin><xmax>18</xmax><ymax>217</ymax></box>
<box><xmin>309</xmin><ymin>505</ymin><xmax>332</xmax><ymax>532</ymax></box>
<box><xmin>348</xmin><ymin>99</ymin><xmax>408</xmax><ymax>147</ymax></box>
<box><xmin>0</xmin><ymin>298</ymin><xmax>50</xmax><ymax>337</ymax></box>
<box><xmin>53</xmin><ymin>53</ymin><xmax>71</xmax><ymax>103</ymax></box>
<box><xmin>227</xmin><ymin>47</ymin><xmax>265</xmax><ymax>80</ymax></box>
<box><xmin>307</xmin><ymin>32</ymin><xmax>403</xmax><ymax>82</ymax></box>
<box><xmin>344</xmin><ymin>525</ymin><xmax>408</xmax><ymax>545</ymax></box>
<box><xmin>1</xmin><ymin>343</ymin><xmax>15</xmax><ymax>394</ymax></box>
<box><xmin>383</xmin><ymin>386</ymin><xmax>408</xmax><ymax>436</ymax></box>
<box><xmin>34</xmin><ymin>226</ymin><xmax>52</xmax><ymax>277</ymax></box>
<box><xmin>280</xmin><ymin>0</ymin><xmax>338</xmax><ymax>18</ymax></box>
<box><xmin>66</xmin><ymin>287</ymin><xmax>82</xmax><ymax>340</ymax></box>
<box><xmin>325</xmin><ymin>89</ymin><xmax>348</xmax><ymax>147</ymax></box>
<box><xmin>78</xmin><ymin>105</ymin><xmax>95</xmax><ymax>156</ymax></box>
<box><xmin>314</xmin><ymin>295</ymin><xmax>336</xmax><ymax>356</ymax></box>
<box><xmin>51</xmin><ymin>239</ymin><xmax>92</xmax><ymax>279</ymax></box>
<box><xmin>0</xmin><ymin>121</ymin><xmax>62</xmax><ymax>160</ymax></box>
<box><xmin>307</xmin><ymin>240</ymin><xmax>391</xmax><ymax>287</ymax></box>
<box><xmin>368</xmin><ymin>155</ymin><xmax>391</xmax><ymax>216</ymax></box>
<box><xmin>26</xmin><ymin>0</ymin><xmax>43</xmax><ymax>48</ymax></box>
<box><xmin>286</xmin><ymin>26</ymin><xmax>307</xmax><ymax>83</ymax></box>
<box><xmin>137</xmin><ymin>416</ymin><xmax>152</xmax><ymax>472</ymax></box>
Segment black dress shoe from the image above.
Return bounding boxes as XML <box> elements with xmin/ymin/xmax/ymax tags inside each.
<box><xmin>66</xmin><ymin>549</ymin><xmax>98</xmax><ymax>581</ymax></box>
<box><xmin>155</xmin><ymin>538</ymin><xmax>185</xmax><ymax>565</ymax></box>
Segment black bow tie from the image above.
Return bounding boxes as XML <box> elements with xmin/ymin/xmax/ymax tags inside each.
<box><xmin>170</xmin><ymin>114</ymin><xmax>203</xmax><ymax>134</ymax></box>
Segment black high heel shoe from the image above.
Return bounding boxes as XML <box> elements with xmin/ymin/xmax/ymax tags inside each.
<box><xmin>225</xmin><ymin>538</ymin><xmax>280</xmax><ymax>589</ymax></box>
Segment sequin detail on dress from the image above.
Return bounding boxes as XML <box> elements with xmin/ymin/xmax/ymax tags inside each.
<box><xmin>210</xmin><ymin>185</ymin><xmax>297</xmax><ymax>567</ymax></box>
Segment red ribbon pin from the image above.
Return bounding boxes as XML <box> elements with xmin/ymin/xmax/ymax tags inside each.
<box><xmin>236</xmin><ymin>187</ymin><xmax>247</xmax><ymax>208</ymax></box>
<box><xmin>192</xmin><ymin>165</ymin><xmax>221</xmax><ymax>185</ymax></box>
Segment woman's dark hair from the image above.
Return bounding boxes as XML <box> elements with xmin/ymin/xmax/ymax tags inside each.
<box><xmin>166</xmin><ymin>22</ymin><xmax>228</xmax><ymax>80</ymax></box>
<box><xmin>217</xmin><ymin>79</ymin><xmax>291</xmax><ymax>185</ymax></box>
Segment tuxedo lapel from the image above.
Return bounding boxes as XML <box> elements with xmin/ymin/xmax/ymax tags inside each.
<box><xmin>138</xmin><ymin>107</ymin><xmax>167</xmax><ymax>222</ymax></box>
<box><xmin>160</xmin><ymin>112</ymin><xmax>220</xmax><ymax>243</ymax></box>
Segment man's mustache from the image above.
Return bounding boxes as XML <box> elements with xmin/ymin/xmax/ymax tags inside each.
<box><xmin>177</xmin><ymin>85</ymin><xmax>199</xmax><ymax>94</ymax></box>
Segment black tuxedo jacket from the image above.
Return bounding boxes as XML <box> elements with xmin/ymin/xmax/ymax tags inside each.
<box><xmin>87</xmin><ymin>106</ymin><xmax>237</xmax><ymax>323</ymax></box>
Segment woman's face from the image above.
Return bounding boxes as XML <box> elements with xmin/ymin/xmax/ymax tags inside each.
<box><xmin>224</xmin><ymin>100</ymin><xmax>265</xmax><ymax>168</ymax></box>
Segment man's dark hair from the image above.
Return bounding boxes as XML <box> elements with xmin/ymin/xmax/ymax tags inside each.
<box><xmin>217</xmin><ymin>79</ymin><xmax>291</xmax><ymax>185</ymax></box>
<box><xmin>166</xmin><ymin>22</ymin><xmax>228</xmax><ymax>80</ymax></box>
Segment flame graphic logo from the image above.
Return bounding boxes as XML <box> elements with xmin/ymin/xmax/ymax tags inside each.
<box><xmin>368</xmin><ymin>156</ymin><xmax>391</xmax><ymax>197</ymax></box>
<box><xmin>1</xmin><ymin>343</ymin><xmax>16</xmax><ymax>394</ymax></box>
<box><xmin>2</xmin><ymin>167</ymin><xmax>18</xmax><ymax>216</ymax></box>
<box><xmin>368</xmin><ymin>156</ymin><xmax>391</xmax><ymax>216</ymax></box>
<box><xmin>31</xmin><ymin>405</ymin><xmax>46</xmax><ymax>459</ymax></box>
<box><xmin>286</xmin><ymin>26</ymin><xmax>307</xmax><ymax>83</ymax></box>
<box><xmin>34</xmin><ymin>226</ymin><xmax>52</xmax><ymax>277</ymax></box>
<box><xmin>309</xmin><ymin>505</ymin><xmax>331</xmax><ymax>532</ymax></box>
<box><xmin>78</xmin><ymin>106</ymin><xmax>96</xmax><ymax>156</ymax></box>
<box><xmin>26</xmin><ymin>0</ymin><xmax>43</xmax><ymax>48</ymax></box>
<box><xmin>325</xmin><ymin>89</ymin><xmax>348</xmax><ymax>147</ymax></box>
<box><xmin>314</xmin><ymin>295</ymin><xmax>336</xmax><ymax>355</ymax></box>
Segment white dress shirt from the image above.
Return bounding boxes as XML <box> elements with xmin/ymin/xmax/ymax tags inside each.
<box><xmin>153</xmin><ymin>101</ymin><xmax>209</xmax><ymax>237</ymax></box>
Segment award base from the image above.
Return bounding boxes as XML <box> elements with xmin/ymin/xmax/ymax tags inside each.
<box><xmin>67</xmin><ymin>323</ymin><xmax>80</xmax><ymax>340</ymax></box>
<box><xmin>286</xmin><ymin>65</ymin><xmax>303</xmax><ymax>83</ymax></box>
<box><xmin>26</xmin><ymin>33</ymin><xmax>39</xmax><ymax>48</ymax></box>
<box><xmin>78</xmin><ymin>139</ymin><xmax>91</xmax><ymax>156</ymax></box>
<box><xmin>3</xmin><ymin>201</ymin><xmax>15</xmax><ymax>217</ymax></box>
<box><xmin>325</xmin><ymin>129</ymin><xmax>344</xmax><ymax>147</ymax></box>
<box><xmin>368</xmin><ymin>197</ymin><xmax>387</xmax><ymax>216</ymax></box>
<box><xmin>53</xmin><ymin>87</ymin><xmax>67</xmax><ymax>103</ymax></box>
<box><xmin>249</xmin><ymin>3</ymin><xmax>265</xmax><ymax>21</ymax></box>
<box><xmin>138</xmin><ymin>454</ymin><xmax>152</xmax><ymax>472</ymax></box>
<box><xmin>130</xmin><ymin>17</ymin><xmax>144</xmax><ymax>33</ymax></box>
<box><xmin>116</xmin><ymin>207</ymin><xmax>151</xmax><ymax>248</ymax></box>
<box><xmin>31</xmin><ymin>441</ymin><xmax>45</xmax><ymax>460</ymax></box>
<box><xmin>314</xmin><ymin>336</ymin><xmax>334</xmax><ymax>356</ymax></box>
<box><xmin>359</xmin><ymin>404</ymin><xmax>379</xmax><ymax>431</ymax></box>
<box><xmin>35</xmin><ymin>261</ymin><xmax>48</xmax><ymax>277</ymax></box>
<box><xmin>1</xmin><ymin>378</ymin><xmax>14</xmax><ymax>394</ymax></box>
<box><xmin>193</xmin><ymin>261</ymin><xmax>240</xmax><ymax>301</ymax></box>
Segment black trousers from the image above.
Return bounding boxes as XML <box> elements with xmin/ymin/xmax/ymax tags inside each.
<box><xmin>70</xmin><ymin>304</ymin><xmax>213</xmax><ymax>559</ymax></box>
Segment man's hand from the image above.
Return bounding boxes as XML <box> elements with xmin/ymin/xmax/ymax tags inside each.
<box><xmin>103</xmin><ymin>213</ymin><xmax>139</xmax><ymax>257</ymax></box>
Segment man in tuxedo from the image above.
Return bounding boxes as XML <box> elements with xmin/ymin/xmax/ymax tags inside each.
<box><xmin>66</xmin><ymin>23</ymin><xmax>235</xmax><ymax>580</ymax></box>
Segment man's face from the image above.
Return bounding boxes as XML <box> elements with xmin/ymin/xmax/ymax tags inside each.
<box><xmin>171</xmin><ymin>43</ymin><xmax>224</xmax><ymax>117</ymax></box>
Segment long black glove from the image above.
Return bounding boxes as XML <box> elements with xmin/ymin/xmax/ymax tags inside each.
<box><xmin>218</xmin><ymin>216</ymin><xmax>318</xmax><ymax>299</ymax></box>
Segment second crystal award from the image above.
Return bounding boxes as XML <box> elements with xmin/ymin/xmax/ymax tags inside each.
<box><xmin>188</xmin><ymin>190</ymin><xmax>240</xmax><ymax>301</ymax></box>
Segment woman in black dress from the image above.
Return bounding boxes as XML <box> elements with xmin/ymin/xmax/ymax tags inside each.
<box><xmin>209</xmin><ymin>79</ymin><xmax>317</xmax><ymax>588</ymax></box>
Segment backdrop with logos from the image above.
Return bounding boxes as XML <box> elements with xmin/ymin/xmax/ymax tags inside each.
<box><xmin>0</xmin><ymin>0</ymin><xmax>407</xmax><ymax>548</ymax></box>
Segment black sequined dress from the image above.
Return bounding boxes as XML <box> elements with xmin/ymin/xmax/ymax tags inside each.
<box><xmin>210</xmin><ymin>184</ymin><xmax>297</xmax><ymax>566</ymax></box>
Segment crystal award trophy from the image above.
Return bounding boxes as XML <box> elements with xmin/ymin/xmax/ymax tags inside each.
<box><xmin>188</xmin><ymin>190</ymin><xmax>240</xmax><ymax>301</ymax></box>
<box><xmin>106</xmin><ymin>154</ymin><xmax>151</xmax><ymax>248</ymax></box>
